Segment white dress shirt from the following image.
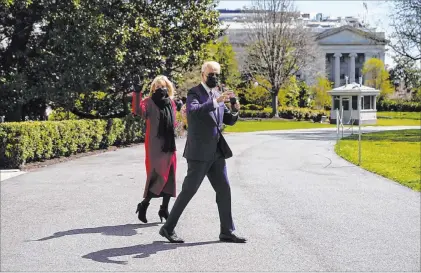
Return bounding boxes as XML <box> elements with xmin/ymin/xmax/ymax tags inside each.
<box><xmin>201</xmin><ymin>82</ymin><xmax>220</xmax><ymax>109</ymax></box>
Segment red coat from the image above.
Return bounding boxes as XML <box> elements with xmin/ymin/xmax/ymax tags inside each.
<box><xmin>132</xmin><ymin>93</ymin><xmax>177</xmax><ymax>197</ymax></box>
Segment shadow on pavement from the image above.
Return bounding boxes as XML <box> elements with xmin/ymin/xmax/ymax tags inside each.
<box><xmin>82</xmin><ymin>240</ymin><xmax>221</xmax><ymax>265</ymax></box>
<box><xmin>31</xmin><ymin>223</ymin><xmax>159</xmax><ymax>241</ymax></box>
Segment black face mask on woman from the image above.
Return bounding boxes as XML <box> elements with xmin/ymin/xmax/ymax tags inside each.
<box><xmin>205</xmin><ymin>73</ymin><xmax>219</xmax><ymax>88</ymax></box>
<box><xmin>154</xmin><ymin>87</ymin><xmax>168</xmax><ymax>99</ymax></box>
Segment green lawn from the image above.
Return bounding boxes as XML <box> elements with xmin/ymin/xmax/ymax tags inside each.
<box><xmin>377</xmin><ymin>111</ymin><xmax>421</xmax><ymax>120</ymax></box>
<box><xmin>375</xmin><ymin>118</ymin><xmax>421</xmax><ymax>127</ymax></box>
<box><xmin>335</xmin><ymin>129</ymin><xmax>421</xmax><ymax>191</ymax></box>
<box><xmin>224</xmin><ymin>119</ymin><xmax>334</xmax><ymax>133</ymax></box>
<box><xmin>224</xmin><ymin>117</ymin><xmax>419</xmax><ymax>133</ymax></box>
<box><xmin>376</xmin><ymin>111</ymin><xmax>420</xmax><ymax>126</ymax></box>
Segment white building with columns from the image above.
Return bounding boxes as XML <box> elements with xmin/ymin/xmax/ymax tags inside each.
<box><xmin>316</xmin><ymin>25</ymin><xmax>386</xmax><ymax>87</ymax></box>
<box><xmin>218</xmin><ymin>10</ymin><xmax>387</xmax><ymax>87</ymax></box>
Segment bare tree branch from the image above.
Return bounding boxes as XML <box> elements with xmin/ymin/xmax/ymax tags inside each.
<box><xmin>389</xmin><ymin>0</ymin><xmax>421</xmax><ymax>61</ymax></box>
<box><xmin>243</xmin><ymin>0</ymin><xmax>321</xmax><ymax>116</ymax></box>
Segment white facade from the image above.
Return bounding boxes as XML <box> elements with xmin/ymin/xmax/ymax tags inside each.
<box><xmin>316</xmin><ymin>26</ymin><xmax>386</xmax><ymax>87</ymax></box>
<box><xmin>218</xmin><ymin>11</ymin><xmax>387</xmax><ymax>87</ymax></box>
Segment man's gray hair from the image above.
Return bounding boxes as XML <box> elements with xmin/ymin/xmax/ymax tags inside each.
<box><xmin>201</xmin><ymin>61</ymin><xmax>221</xmax><ymax>73</ymax></box>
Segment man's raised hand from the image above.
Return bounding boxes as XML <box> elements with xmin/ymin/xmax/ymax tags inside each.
<box><xmin>216</xmin><ymin>91</ymin><xmax>234</xmax><ymax>103</ymax></box>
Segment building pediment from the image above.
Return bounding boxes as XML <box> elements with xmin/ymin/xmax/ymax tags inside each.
<box><xmin>316</xmin><ymin>25</ymin><xmax>386</xmax><ymax>45</ymax></box>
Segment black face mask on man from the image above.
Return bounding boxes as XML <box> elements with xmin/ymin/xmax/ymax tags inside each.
<box><xmin>205</xmin><ymin>73</ymin><xmax>219</xmax><ymax>88</ymax></box>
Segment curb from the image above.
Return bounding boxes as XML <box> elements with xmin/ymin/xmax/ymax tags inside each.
<box><xmin>0</xmin><ymin>169</ymin><xmax>26</xmax><ymax>182</ymax></box>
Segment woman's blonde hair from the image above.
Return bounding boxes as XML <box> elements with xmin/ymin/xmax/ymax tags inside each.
<box><xmin>149</xmin><ymin>75</ymin><xmax>175</xmax><ymax>99</ymax></box>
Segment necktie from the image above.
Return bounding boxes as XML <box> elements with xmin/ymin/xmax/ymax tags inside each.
<box><xmin>210</xmin><ymin>90</ymin><xmax>219</xmax><ymax>124</ymax></box>
<box><xmin>209</xmin><ymin>90</ymin><xmax>220</xmax><ymax>143</ymax></box>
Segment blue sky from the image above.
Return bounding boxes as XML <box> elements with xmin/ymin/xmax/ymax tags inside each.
<box><xmin>216</xmin><ymin>1</ymin><xmax>395</xmax><ymax>66</ymax></box>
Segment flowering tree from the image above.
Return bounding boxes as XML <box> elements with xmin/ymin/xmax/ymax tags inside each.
<box><xmin>362</xmin><ymin>58</ymin><xmax>394</xmax><ymax>98</ymax></box>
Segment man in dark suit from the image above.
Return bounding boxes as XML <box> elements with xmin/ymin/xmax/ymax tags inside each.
<box><xmin>159</xmin><ymin>61</ymin><xmax>247</xmax><ymax>243</ymax></box>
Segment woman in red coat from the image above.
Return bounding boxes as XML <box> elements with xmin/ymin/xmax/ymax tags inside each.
<box><xmin>132</xmin><ymin>75</ymin><xmax>178</xmax><ymax>223</ymax></box>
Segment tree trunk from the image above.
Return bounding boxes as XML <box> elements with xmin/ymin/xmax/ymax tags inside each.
<box><xmin>271</xmin><ymin>92</ymin><xmax>279</xmax><ymax>117</ymax></box>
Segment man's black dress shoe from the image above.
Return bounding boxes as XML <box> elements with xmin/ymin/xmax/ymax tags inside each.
<box><xmin>159</xmin><ymin>227</ymin><xmax>185</xmax><ymax>243</ymax></box>
<box><xmin>219</xmin><ymin>233</ymin><xmax>247</xmax><ymax>243</ymax></box>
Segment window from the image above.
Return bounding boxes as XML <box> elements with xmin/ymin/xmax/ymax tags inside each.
<box><xmin>362</xmin><ymin>95</ymin><xmax>372</xmax><ymax>109</ymax></box>
<box><xmin>352</xmin><ymin>96</ymin><xmax>358</xmax><ymax>110</ymax></box>
<box><xmin>342</xmin><ymin>98</ymin><xmax>350</xmax><ymax>110</ymax></box>
<box><xmin>333</xmin><ymin>96</ymin><xmax>340</xmax><ymax>110</ymax></box>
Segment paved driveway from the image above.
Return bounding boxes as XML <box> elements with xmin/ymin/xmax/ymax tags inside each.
<box><xmin>1</xmin><ymin>126</ymin><xmax>420</xmax><ymax>271</ymax></box>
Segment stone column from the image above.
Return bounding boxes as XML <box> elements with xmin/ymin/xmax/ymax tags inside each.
<box><xmin>334</xmin><ymin>53</ymin><xmax>342</xmax><ymax>87</ymax></box>
<box><xmin>331</xmin><ymin>55</ymin><xmax>335</xmax><ymax>81</ymax></box>
<box><xmin>379</xmin><ymin>51</ymin><xmax>385</xmax><ymax>64</ymax></box>
<box><xmin>349</xmin><ymin>53</ymin><xmax>357</xmax><ymax>83</ymax></box>
<box><xmin>364</xmin><ymin>52</ymin><xmax>371</xmax><ymax>63</ymax></box>
<box><xmin>363</xmin><ymin>53</ymin><xmax>371</xmax><ymax>85</ymax></box>
<box><xmin>357</xmin><ymin>95</ymin><xmax>361</xmax><ymax>124</ymax></box>
<box><xmin>374</xmin><ymin>96</ymin><xmax>377</xmax><ymax>110</ymax></box>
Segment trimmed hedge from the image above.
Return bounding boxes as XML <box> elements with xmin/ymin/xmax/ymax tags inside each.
<box><xmin>0</xmin><ymin>115</ymin><xmax>144</xmax><ymax>169</ymax></box>
<box><xmin>240</xmin><ymin>106</ymin><xmax>329</xmax><ymax>122</ymax></box>
<box><xmin>240</xmin><ymin>108</ymin><xmax>272</xmax><ymax>118</ymax></box>
<box><xmin>377</xmin><ymin>99</ymin><xmax>421</xmax><ymax>112</ymax></box>
<box><xmin>241</xmin><ymin>104</ymin><xmax>265</xmax><ymax>111</ymax></box>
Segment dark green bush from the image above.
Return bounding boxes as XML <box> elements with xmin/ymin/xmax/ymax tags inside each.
<box><xmin>240</xmin><ymin>107</ymin><xmax>329</xmax><ymax>122</ymax></box>
<box><xmin>377</xmin><ymin>99</ymin><xmax>421</xmax><ymax>112</ymax></box>
<box><xmin>240</xmin><ymin>109</ymin><xmax>272</xmax><ymax>119</ymax></box>
<box><xmin>242</xmin><ymin>104</ymin><xmax>265</xmax><ymax>111</ymax></box>
<box><xmin>0</xmin><ymin>115</ymin><xmax>144</xmax><ymax>168</ymax></box>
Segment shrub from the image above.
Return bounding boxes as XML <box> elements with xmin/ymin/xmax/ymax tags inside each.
<box><xmin>0</xmin><ymin>115</ymin><xmax>145</xmax><ymax>169</ymax></box>
<box><xmin>237</xmin><ymin>76</ymin><xmax>272</xmax><ymax>106</ymax></box>
<box><xmin>48</xmin><ymin>107</ymin><xmax>79</xmax><ymax>121</ymax></box>
<box><xmin>377</xmin><ymin>99</ymin><xmax>421</xmax><ymax>112</ymax></box>
<box><xmin>240</xmin><ymin>108</ymin><xmax>272</xmax><ymax>119</ymax></box>
<box><xmin>278</xmin><ymin>107</ymin><xmax>329</xmax><ymax>122</ymax></box>
<box><xmin>240</xmin><ymin>107</ymin><xmax>329</xmax><ymax>122</ymax></box>
<box><xmin>412</xmin><ymin>87</ymin><xmax>421</xmax><ymax>102</ymax></box>
<box><xmin>278</xmin><ymin>75</ymin><xmax>299</xmax><ymax>107</ymax></box>
<box><xmin>310</xmin><ymin>76</ymin><xmax>332</xmax><ymax>110</ymax></box>
<box><xmin>241</xmin><ymin>104</ymin><xmax>265</xmax><ymax>111</ymax></box>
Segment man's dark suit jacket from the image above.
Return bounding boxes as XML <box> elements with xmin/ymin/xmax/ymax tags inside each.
<box><xmin>183</xmin><ymin>84</ymin><xmax>238</xmax><ymax>162</ymax></box>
